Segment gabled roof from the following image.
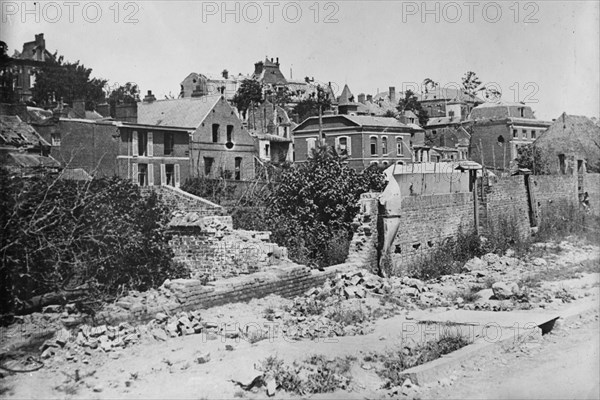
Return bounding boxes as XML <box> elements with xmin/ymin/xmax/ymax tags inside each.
<box><xmin>137</xmin><ymin>95</ymin><xmax>222</xmax><ymax>128</ymax></box>
<box><xmin>0</xmin><ymin>115</ymin><xmax>50</xmax><ymax>148</ymax></box>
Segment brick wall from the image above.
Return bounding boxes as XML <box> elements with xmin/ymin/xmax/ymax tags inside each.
<box><xmin>144</xmin><ymin>185</ymin><xmax>224</xmax><ymax>215</ymax></box>
<box><xmin>481</xmin><ymin>175</ymin><xmax>531</xmax><ymax>237</ymax></box>
<box><xmin>583</xmin><ymin>173</ymin><xmax>600</xmax><ymax>216</ymax></box>
<box><xmin>383</xmin><ymin>192</ymin><xmax>474</xmax><ymax>275</ymax></box>
<box><xmin>96</xmin><ymin>263</ymin><xmax>357</xmax><ymax>324</ymax></box>
<box><xmin>345</xmin><ymin>192</ymin><xmax>380</xmax><ymax>273</ymax></box>
<box><xmin>531</xmin><ymin>174</ymin><xmax>578</xmax><ymax>214</ymax></box>
<box><xmin>168</xmin><ymin>214</ymin><xmax>289</xmax><ymax>281</ymax></box>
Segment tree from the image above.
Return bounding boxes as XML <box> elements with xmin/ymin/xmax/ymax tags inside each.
<box><xmin>232</xmin><ymin>79</ymin><xmax>263</xmax><ymax>118</ymax></box>
<box><xmin>515</xmin><ymin>144</ymin><xmax>551</xmax><ymax>174</ymax></box>
<box><xmin>422</xmin><ymin>78</ymin><xmax>438</xmax><ymax>93</ymax></box>
<box><xmin>107</xmin><ymin>82</ymin><xmax>140</xmax><ymax>118</ymax></box>
<box><xmin>383</xmin><ymin>110</ymin><xmax>398</xmax><ymax>118</ymax></box>
<box><xmin>265</xmin><ymin>86</ymin><xmax>292</xmax><ymax>109</ymax></box>
<box><xmin>31</xmin><ymin>53</ymin><xmax>107</xmax><ymax>110</ymax></box>
<box><xmin>397</xmin><ymin>89</ymin><xmax>429</xmax><ymax>126</ymax></box>
<box><xmin>267</xmin><ymin>143</ymin><xmax>384</xmax><ymax>267</ymax></box>
<box><xmin>461</xmin><ymin>71</ymin><xmax>482</xmax><ymax>95</ymax></box>
<box><xmin>292</xmin><ymin>85</ymin><xmax>332</xmax><ymax>123</ymax></box>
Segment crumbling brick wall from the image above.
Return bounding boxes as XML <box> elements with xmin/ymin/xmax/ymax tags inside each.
<box><xmin>168</xmin><ymin>213</ymin><xmax>289</xmax><ymax>281</ymax></box>
<box><xmin>383</xmin><ymin>192</ymin><xmax>474</xmax><ymax>276</ymax></box>
<box><xmin>481</xmin><ymin>176</ymin><xmax>531</xmax><ymax>237</ymax></box>
<box><xmin>143</xmin><ymin>186</ymin><xmax>225</xmax><ymax>215</ymax></box>
<box><xmin>96</xmin><ymin>263</ymin><xmax>356</xmax><ymax>324</ymax></box>
<box><xmin>346</xmin><ymin>192</ymin><xmax>380</xmax><ymax>273</ymax></box>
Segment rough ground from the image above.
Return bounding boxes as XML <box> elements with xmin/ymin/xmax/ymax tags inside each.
<box><xmin>1</xmin><ymin>239</ymin><xmax>598</xmax><ymax>399</ymax></box>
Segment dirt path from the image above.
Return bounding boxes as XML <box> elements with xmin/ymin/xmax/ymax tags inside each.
<box><xmin>420</xmin><ymin>309</ymin><xmax>600</xmax><ymax>400</ymax></box>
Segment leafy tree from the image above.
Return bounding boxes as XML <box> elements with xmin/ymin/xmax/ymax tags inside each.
<box><xmin>397</xmin><ymin>89</ymin><xmax>429</xmax><ymax>126</ymax></box>
<box><xmin>383</xmin><ymin>110</ymin><xmax>398</xmax><ymax>118</ymax></box>
<box><xmin>31</xmin><ymin>53</ymin><xmax>107</xmax><ymax>110</ymax></box>
<box><xmin>422</xmin><ymin>78</ymin><xmax>438</xmax><ymax>93</ymax></box>
<box><xmin>292</xmin><ymin>85</ymin><xmax>332</xmax><ymax>123</ymax></box>
<box><xmin>232</xmin><ymin>79</ymin><xmax>263</xmax><ymax>118</ymax></box>
<box><xmin>107</xmin><ymin>82</ymin><xmax>140</xmax><ymax>118</ymax></box>
<box><xmin>265</xmin><ymin>86</ymin><xmax>292</xmax><ymax>109</ymax></box>
<box><xmin>515</xmin><ymin>144</ymin><xmax>551</xmax><ymax>174</ymax></box>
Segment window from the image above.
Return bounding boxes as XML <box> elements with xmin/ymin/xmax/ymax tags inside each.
<box><xmin>370</xmin><ymin>136</ymin><xmax>378</xmax><ymax>156</ymax></box>
<box><xmin>558</xmin><ymin>154</ymin><xmax>566</xmax><ymax>174</ymax></box>
<box><xmin>51</xmin><ymin>133</ymin><xmax>61</xmax><ymax>146</ymax></box>
<box><xmin>204</xmin><ymin>157</ymin><xmax>214</xmax><ymax>176</ymax></box>
<box><xmin>432</xmin><ymin>130</ymin><xmax>437</xmax><ymax>135</ymax></box>
<box><xmin>165</xmin><ymin>164</ymin><xmax>175</xmax><ymax>186</ymax></box>
<box><xmin>164</xmin><ymin>132</ymin><xmax>174</xmax><ymax>155</ymax></box>
<box><xmin>265</xmin><ymin>144</ymin><xmax>270</xmax><ymax>156</ymax></box>
<box><xmin>306</xmin><ymin>138</ymin><xmax>316</xmax><ymax>155</ymax></box>
<box><xmin>234</xmin><ymin>157</ymin><xmax>242</xmax><ymax>180</ymax></box>
<box><xmin>531</xmin><ymin>130</ymin><xmax>537</xmax><ymax>139</ymax></box>
<box><xmin>382</xmin><ymin>137</ymin><xmax>388</xmax><ymax>155</ymax></box>
<box><xmin>138</xmin><ymin>132</ymin><xmax>148</xmax><ymax>156</ymax></box>
<box><xmin>226</xmin><ymin>125</ymin><xmax>234</xmax><ymax>145</ymax></box>
<box><xmin>138</xmin><ymin>163</ymin><xmax>148</xmax><ymax>186</ymax></box>
<box><xmin>396</xmin><ymin>137</ymin><xmax>404</xmax><ymax>156</ymax></box>
<box><xmin>512</xmin><ymin>129</ymin><xmax>518</xmax><ymax>138</ymax></box>
<box><xmin>519</xmin><ymin>108</ymin><xmax>524</xmax><ymax>117</ymax></box>
<box><xmin>336</xmin><ymin>136</ymin><xmax>351</xmax><ymax>156</ymax></box>
<box><xmin>212</xmin><ymin>124</ymin><xmax>220</xmax><ymax>143</ymax></box>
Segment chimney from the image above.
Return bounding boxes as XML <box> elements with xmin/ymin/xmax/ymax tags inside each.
<box><xmin>96</xmin><ymin>102</ymin><xmax>110</xmax><ymax>118</ymax></box>
<box><xmin>115</xmin><ymin>102</ymin><xmax>138</xmax><ymax>123</ymax></box>
<box><xmin>389</xmin><ymin>87</ymin><xmax>396</xmax><ymax>104</ymax></box>
<box><xmin>276</xmin><ymin>57</ymin><xmax>279</xmax><ymax>66</ymax></box>
<box><xmin>357</xmin><ymin>93</ymin><xmax>366</xmax><ymax>104</ymax></box>
<box><xmin>73</xmin><ymin>99</ymin><xmax>86</xmax><ymax>118</ymax></box>
<box><xmin>34</xmin><ymin>33</ymin><xmax>45</xmax><ymax>61</ymax></box>
<box><xmin>143</xmin><ymin>90</ymin><xmax>156</xmax><ymax>102</ymax></box>
<box><xmin>367</xmin><ymin>94</ymin><xmax>373</xmax><ymax>103</ymax></box>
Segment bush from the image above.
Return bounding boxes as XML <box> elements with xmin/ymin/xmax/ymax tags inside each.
<box><xmin>536</xmin><ymin>200</ymin><xmax>600</xmax><ymax>244</ymax></box>
<box><xmin>0</xmin><ymin>169</ymin><xmax>185</xmax><ymax>314</ymax></box>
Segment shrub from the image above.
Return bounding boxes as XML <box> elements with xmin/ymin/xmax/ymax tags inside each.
<box><xmin>536</xmin><ymin>200</ymin><xmax>600</xmax><ymax>244</ymax></box>
<box><xmin>0</xmin><ymin>169</ymin><xmax>185</xmax><ymax>314</ymax></box>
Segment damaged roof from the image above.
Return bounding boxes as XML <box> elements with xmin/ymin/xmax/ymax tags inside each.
<box><xmin>0</xmin><ymin>115</ymin><xmax>50</xmax><ymax>148</ymax></box>
<box><xmin>8</xmin><ymin>152</ymin><xmax>61</xmax><ymax>168</ymax></box>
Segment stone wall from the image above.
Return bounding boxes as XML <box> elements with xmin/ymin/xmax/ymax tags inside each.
<box><xmin>168</xmin><ymin>213</ymin><xmax>289</xmax><ymax>281</ymax></box>
<box><xmin>383</xmin><ymin>192</ymin><xmax>474</xmax><ymax>276</ymax></box>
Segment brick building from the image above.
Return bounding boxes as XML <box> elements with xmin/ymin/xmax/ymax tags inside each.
<box><xmin>293</xmin><ymin>114</ymin><xmax>423</xmax><ymax>171</ymax></box>
<box><xmin>245</xmin><ymin>99</ymin><xmax>294</xmax><ymax>163</ymax></box>
<box><xmin>468</xmin><ymin>101</ymin><xmax>552</xmax><ymax>173</ymax></box>
<box><xmin>138</xmin><ymin>94</ymin><xmax>256</xmax><ymax>180</ymax></box>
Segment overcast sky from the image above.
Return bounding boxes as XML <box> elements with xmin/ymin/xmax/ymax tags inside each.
<box><xmin>2</xmin><ymin>1</ymin><xmax>598</xmax><ymax>120</ymax></box>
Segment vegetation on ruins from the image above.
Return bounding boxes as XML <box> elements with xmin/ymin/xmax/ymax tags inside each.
<box><xmin>515</xmin><ymin>144</ymin><xmax>552</xmax><ymax>174</ymax></box>
<box><xmin>231</xmin><ymin>79</ymin><xmax>263</xmax><ymax>118</ymax></box>
<box><xmin>0</xmin><ymin>168</ymin><xmax>185</xmax><ymax>315</ymax></box>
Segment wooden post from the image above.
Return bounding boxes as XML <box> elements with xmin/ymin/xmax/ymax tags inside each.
<box><xmin>473</xmin><ymin>170</ymin><xmax>480</xmax><ymax>235</ymax></box>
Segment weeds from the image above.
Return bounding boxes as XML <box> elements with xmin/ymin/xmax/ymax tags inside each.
<box><xmin>328</xmin><ymin>304</ymin><xmax>367</xmax><ymax>326</ymax></box>
<box><xmin>536</xmin><ymin>200</ymin><xmax>600</xmax><ymax>244</ymax></box>
<box><xmin>258</xmin><ymin>354</ymin><xmax>355</xmax><ymax>395</ymax></box>
<box><xmin>373</xmin><ymin>331</ymin><xmax>472</xmax><ymax>388</ymax></box>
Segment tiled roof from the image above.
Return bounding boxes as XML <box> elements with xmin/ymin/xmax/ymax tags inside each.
<box><xmin>536</xmin><ymin>113</ymin><xmax>600</xmax><ymax>147</ymax></box>
<box><xmin>137</xmin><ymin>95</ymin><xmax>222</xmax><ymax>128</ymax></box>
<box><xmin>0</xmin><ymin>115</ymin><xmax>50</xmax><ymax>147</ymax></box>
<box><xmin>58</xmin><ymin>168</ymin><xmax>93</xmax><ymax>181</ymax></box>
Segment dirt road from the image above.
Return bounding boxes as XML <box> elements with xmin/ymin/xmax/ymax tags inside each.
<box><xmin>420</xmin><ymin>310</ymin><xmax>600</xmax><ymax>400</ymax></box>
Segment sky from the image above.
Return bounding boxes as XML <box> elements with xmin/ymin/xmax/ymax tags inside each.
<box><xmin>2</xmin><ymin>0</ymin><xmax>599</xmax><ymax>120</ymax></box>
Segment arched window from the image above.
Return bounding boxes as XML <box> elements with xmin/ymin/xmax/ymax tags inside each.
<box><xmin>396</xmin><ymin>137</ymin><xmax>404</xmax><ymax>156</ymax></box>
<box><xmin>382</xmin><ymin>136</ymin><xmax>388</xmax><ymax>156</ymax></box>
<box><xmin>336</xmin><ymin>136</ymin><xmax>351</xmax><ymax>156</ymax></box>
